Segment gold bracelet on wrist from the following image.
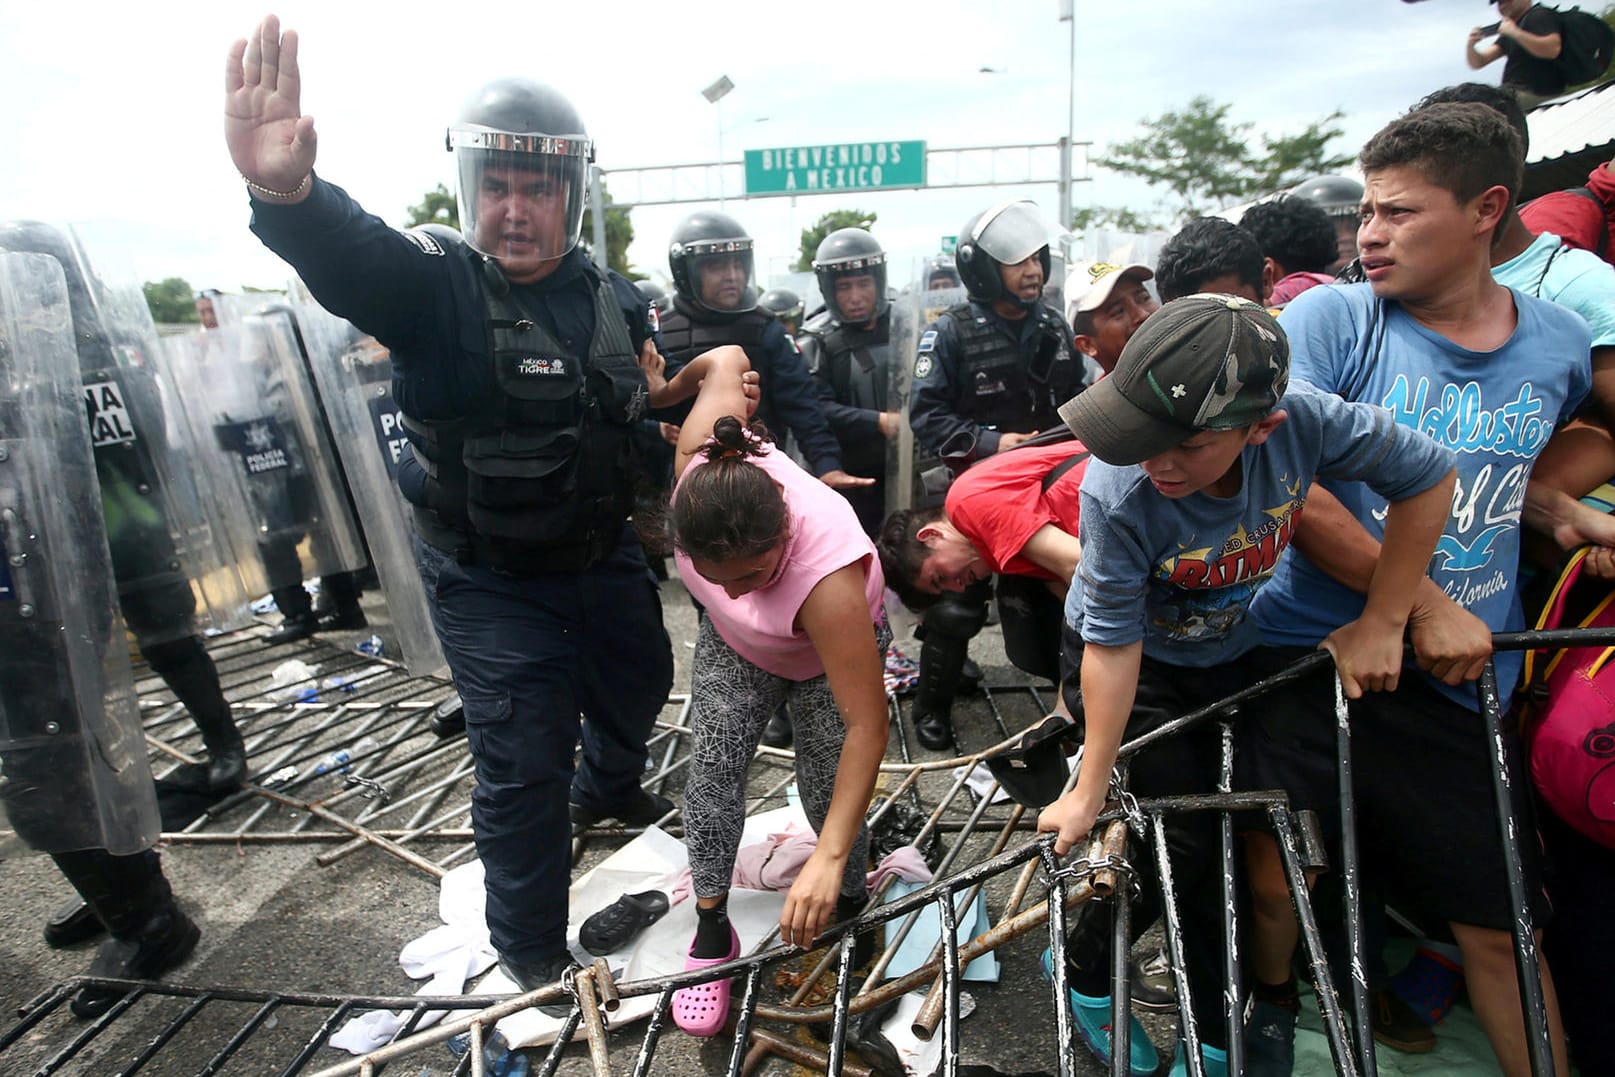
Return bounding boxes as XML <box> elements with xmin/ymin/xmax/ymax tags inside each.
<box><xmin>242</xmin><ymin>173</ymin><xmax>311</xmax><ymax>202</ymax></box>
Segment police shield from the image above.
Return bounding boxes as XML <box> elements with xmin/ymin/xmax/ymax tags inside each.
<box><xmin>889</xmin><ymin>266</ymin><xmax>968</xmax><ymax>513</ymax></box>
<box><xmin>162</xmin><ymin>310</ymin><xmax>367</xmax><ymax>604</ymax></box>
<box><xmin>0</xmin><ymin>252</ymin><xmax>159</xmax><ymax>857</ymax></box>
<box><xmin>293</xmin><ymin>300</ymin><xmax>447</xmax><ymax>674</ymax></box>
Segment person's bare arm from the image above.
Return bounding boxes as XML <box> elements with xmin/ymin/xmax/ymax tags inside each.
<box><xmin>1037</xmin><ymin>641</ymin><xmax>1139</xmax><ymax>855</ymax></box>
<box><xmin>1019</xmin><ymin>524</ymin><xmax>1083</xmax><ymax>587</ymax></box>
<box><xmin>1499</xmin><ymin>15</ymin><xmax>1562</xmax><ymax>59</ymax></box>
<box><xmin>782</xmin><ymin>564</ymin><xmax>889</xmax><ymax>948</ymax></box>
<box><xmin>1293</xmin><ymin>484</ymin><xmax>1491</xmax><ymax>684</ymax></box>
<box><xmin>659</xmin><ymin>347</ymin><xmax>751</xmax><ymax>483</ymax></box>
<box><xmin>1467</xmin><ymin>25</ymin><xmax>1505</xmax><ymax>68</ymax></box>
<box><xmin>1320</xmin><ymin>470</ymin><xmax>1456</xmax><ymax>698</ymax></box>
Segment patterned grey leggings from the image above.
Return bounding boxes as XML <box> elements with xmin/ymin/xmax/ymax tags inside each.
<box><xmin>684</xmin><ymin>613</ymin><xmax>890</xmax><ymax>901</ymax></box>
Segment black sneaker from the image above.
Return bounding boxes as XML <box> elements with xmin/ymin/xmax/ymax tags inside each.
<box><xmin>497</xmin><ymin>953</ymin><xmax>578</xmax><ymax>1018</ymax></box>
<box><xmin>1130</xmin><ymin>946</ymin><xmax>1176</xmax><ymax>1011</ymax></box>
<box><xmin>569</xmin><ymin>788</ymin><xmax>674</xmax><ymax>832</ymax></box>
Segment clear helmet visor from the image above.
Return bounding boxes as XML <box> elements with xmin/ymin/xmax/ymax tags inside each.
<box><xmin>821</xmin><ymin>262</ymin><xmax>889</xmax><ymax>325</ymax></box>
<box><xmin>686</xmin><ymin>242</ymin><xmax>757</xmax><ymax>313</ymax></box>
<box><xmin>971</xmin><ymin>200</ymin><xmax>1052</xmax><ymax>266</ymax></box>
<box><xmin>450</xmin><ymin>127</ymin><xmax>590</xmax><ymax>267</ymax></box>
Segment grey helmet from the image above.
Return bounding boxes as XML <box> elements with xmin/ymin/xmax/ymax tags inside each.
<box><xmin>955</xmin><ymin>200</ymin><xmax>1052</xmax><ymax>306</ymax></box>
<box><xmin>812</xmin><ymin>227</ymin><xmax>888</xmax><ymax>325</ymax></box>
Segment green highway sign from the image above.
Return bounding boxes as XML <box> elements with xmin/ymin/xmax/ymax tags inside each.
<box><xmin>940</xmin><ymin>235</ymin><xmax>957</xmax><ymax>255</ymax></box>
<box><xmin>744</xmin><ymin>141</ymin><xmax>926</xmax><ymax>196</ymax></box>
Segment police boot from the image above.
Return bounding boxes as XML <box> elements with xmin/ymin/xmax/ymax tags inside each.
<box><xmin>52</xmin><ymin>849</ymin><xmax>201</xmax><ymax>1019</ymax></box>
<box><xmin>145</xmin><ymin>637</ymin><xmax>246</xmax><ymax>791</ymax></box>
<box><xmin>760</xmin><ymin>703</ymin><xmax>793</xmax><ymax>749</ymax></box>
<box><xmin>266</xmin><ymin>584</ymin><xmax>318</xmax><ymax>644</ymax></box>
<box><xmin>910</xmin><ymin>594</ymin><xmax>987</xmax><ymax>752</ymax></box>
<box><xmin>430</xmin><ymin>694</ymin><xmax>466</xmax><ymax>738</ymax></box>
<box><xmin>314</xmin><ymin>571</ymin><xmax>368</xmax><ymax>631</ymax></box>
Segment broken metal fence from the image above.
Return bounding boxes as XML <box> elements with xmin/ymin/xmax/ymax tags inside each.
<box><xmin>1</xmin><ymin>628</ymin><xmax>1589</xmax><ymax>1076</ymax></box>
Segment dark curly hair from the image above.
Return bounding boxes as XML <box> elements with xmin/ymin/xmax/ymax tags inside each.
<box><xmin>1240</xmin><ymin>196</ymin><xmax>1338</xmax><ymax>276</ymax></box>
<box><xmin>670</xmin><ymin>416</ymin><xmax>788</xmax><ymax>563</ymax></box>
<box><xmin>875</xmin><ymin>505</ymin><xmax>947</xmax><ymax>612</ymax></box>
<box><xmin>1155</xmin><ymin>217</ymin><xmax>1265</xmax><ymax>303</ymax></box>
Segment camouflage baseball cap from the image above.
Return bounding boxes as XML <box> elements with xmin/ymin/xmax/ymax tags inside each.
<box><xmin>1056</xmin><ymin>293</ymin><xmax>1290</xmax><ymax>466</ymax></box>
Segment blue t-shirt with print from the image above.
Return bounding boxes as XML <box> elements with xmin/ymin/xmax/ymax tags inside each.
<box><xmin>1494</xmin><ymin>231</ymin><xmax>1615</xmax><ymax>350</ymax></box>
<box><xmin>1250</xmin><ymin>283</ymin><xmax>1592</xmax><ymax>708</ymax></box>
<box><xmin>1068</xmin><ymin>379</ymin><xmax>1454</xmax><ymax>668</ymax></box>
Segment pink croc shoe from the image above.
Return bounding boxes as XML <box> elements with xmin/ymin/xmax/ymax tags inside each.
<box><xmin>671</xmin><ymin>926</ymin><xmax>740</xmax><ymax>1037</ymax></box>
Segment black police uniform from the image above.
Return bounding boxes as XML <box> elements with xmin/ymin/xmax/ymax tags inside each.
<box><xmin>800</xmin><ymin>307</ymin><xmax>891</xmax><ymax>534</ymax></box>
<box><xmin>905</xmin><ymin>297</ymin><xmax>1085</xmax><ymax>748</ymax></box>
<box><xmin>908</xmin><ymin>298</ymin><xmax>1082</xmax><ymax>468</ymax></box>
<box><xmin>250</xmin><ymin>175</ymin><xmax>674</xmax><ymax>969</ymax></box>
<box><xmin>659</xmin><ymin>296</ymin><xmax>845</xmax><ymax>477</ymax></box>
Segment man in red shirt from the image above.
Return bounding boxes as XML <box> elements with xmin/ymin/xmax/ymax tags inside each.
<box><xmin>879</xmin><ymin>439</ymin><xmax>1088</xmax><ymax>682</ymax></box>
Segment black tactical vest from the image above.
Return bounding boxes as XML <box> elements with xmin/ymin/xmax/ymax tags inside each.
<box><xmin>945</xmin><ymin>302</ymin><xmax>1081</xmax><ymax>434</ymax></box>
<box><xmin>810</xmin><ymin>317</ymin><xmax>890</xmax><ymax>475</ymax></box>
<box><xmin>405</xmin><ymin>264</ymin><xmax>645</xmax><ymax>573</ymax></box>
<box><xmin>658</xmin><ymin>304</ymin><xmax>783</xmax><ymax>433</ymax></box>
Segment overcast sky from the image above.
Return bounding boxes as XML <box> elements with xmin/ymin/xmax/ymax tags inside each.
<box><xmin>0</xmin><ymin>0</ymin><xmax>1495</xmax><ymax>295</ymax></box>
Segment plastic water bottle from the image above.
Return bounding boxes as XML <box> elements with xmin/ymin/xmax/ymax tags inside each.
<box><xmin>312</xmin><ymin>735</ymin><xmax>380</xmax><ymax>776</ymax></box>
<box><xmin>446</xmin><ymin>1030</ymin><xmax>529</xmax><ymax>1076</ymax></box>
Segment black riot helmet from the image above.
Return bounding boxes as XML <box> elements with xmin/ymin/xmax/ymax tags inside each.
<box><xmin>812</xmin><ymin>228</ymin><xmax>888</xmax><ymax>326</ymax></box>
<box><xmin>668</xmin><ymin>210</ymin><xmax>757</xmax><ymax>316</ymax></box>
<box><xmin>925</xmin><ymin>255</ymin><xmax>962</xmax><ymax>291</ymax></box>
<box><xmin>445</xmin><ymin>79</ymin><xmax>594</xmax><ymax>266</ymax></box>
<box><xmin>1290</xmin><ymin>174</ymin><xmax>1364</xmax><ymax>220</ymax></box>
<box><xmin>954</xmin><ymin>200</ymin><xmax>1052</xmax><ymax>307</ymax></box>
<box><xmin>0</xmin><ymin>220</ymin><xmax>114</xmax><ymax>374</ymax></box>
<box><xmin>758</xmin><ymin>287</ymin><xmax>804</xmax><ymax>324</ymax></box>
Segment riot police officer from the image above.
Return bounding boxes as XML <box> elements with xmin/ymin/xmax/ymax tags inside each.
<box><xmin>799</xmin><ymin>227</ymin><xmax>901</xmax><ymax>536</ymax></box>
<box><xmin>225</xmin><ymin>17</ymin><xmax>674</xmax><ymax>1003</ymax></box>
<box><xmin>0</xmin><ymin>222</ymin><xmax>247</xmax><ymax>797</ymax></box>
<box><xmin>0</xmin><ymin>251</ymin><xmax>201</xmax><ymax>1019</ymax></box>
<box><xmin>758</xmin><ymin>286</ymin><xmax>804</xmax><ymax>338</ymax></box>
<box><xmin>906</xmin><ymin>200</ymin><xmax>1087</xmax><ymax>750</ymax></box>
<box><xmin>659</xmin><ymin>211</ymin><xmax>866</xmax><ymax>492</ymax></box>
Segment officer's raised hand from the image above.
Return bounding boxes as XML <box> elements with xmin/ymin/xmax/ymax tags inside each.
<box><xmin>225</xmin><ymin>15</ymin><xmax>316</xmax><ymax>204</ymax></box>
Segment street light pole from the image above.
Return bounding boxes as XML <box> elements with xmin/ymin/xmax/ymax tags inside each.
<box><xmin>701</xmin><ymin>75</ymin><xmax>735</xmax><ymax>208</ymax></box>
<box><xmin>1058</xmin><ymin>0</ymin><xmax>1075</xmax><ymax>230</ymax></box>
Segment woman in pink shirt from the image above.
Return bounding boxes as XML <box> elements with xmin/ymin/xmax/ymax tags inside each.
<box><xmin>648</xmin><ymin>345</ymin><xmax>889</xmax><ymax>1037</ymax></box>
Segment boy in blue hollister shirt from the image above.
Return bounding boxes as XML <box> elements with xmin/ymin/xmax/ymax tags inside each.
<box><xmin>1037</xmin><ymin>294</ymin><xmax>1456</xmax><ymax>1077</ymax></box>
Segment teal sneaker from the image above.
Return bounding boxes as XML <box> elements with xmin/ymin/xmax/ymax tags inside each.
<box><xmin>1040</xmin><ymin>948</ymin><xmax>1159</xmax><ymax>1076</ymax></box>
<box><xmin>1166</xmin><ymin>1040</ymin><xmax>1229</xmax><ymax>1077</ymax></box>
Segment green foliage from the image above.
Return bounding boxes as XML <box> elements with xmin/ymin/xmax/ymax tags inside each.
<box><xmin>794</xmin><ymin>209</ymin><xmax>878</xmax><ymax>271</ymax></box>
<box><xmin>403</xmin><ymin>181</ymin><xmax>639</xmax><ymax>277</ymax></box>
<box><xmin>1096</xmin><ymin>96</ymin><xmax>1353</xmax><ymax>221</ymax></box>
<box><xmin>1068</xmin><ymin>205</ymin><xmax>1170</xmax><ymax>233</ymax></box>
<box><xmin>142</xmin><ymin>277</ymin><xmax>196</xmax><ymax>324</ymax></box>
<box><xmin>405</xmin><ymin>183</ymin><xmax>459</xmax><ymax>229</ymax></box>
<box><xmin>583</xmin><ymin>184</ymin><xmax>638</xmax><ymax>278</ymax></box>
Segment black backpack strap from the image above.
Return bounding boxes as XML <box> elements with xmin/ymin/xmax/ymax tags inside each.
<box><xmin>1040</xmin><ymin>450</ymin><xmax>1092</xmax><ymax>494</ymax></box>
<box><xmin>1340</xmin><ymin>297</ymin><xmax>1387</xmax><ymax>404</ymax></box>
